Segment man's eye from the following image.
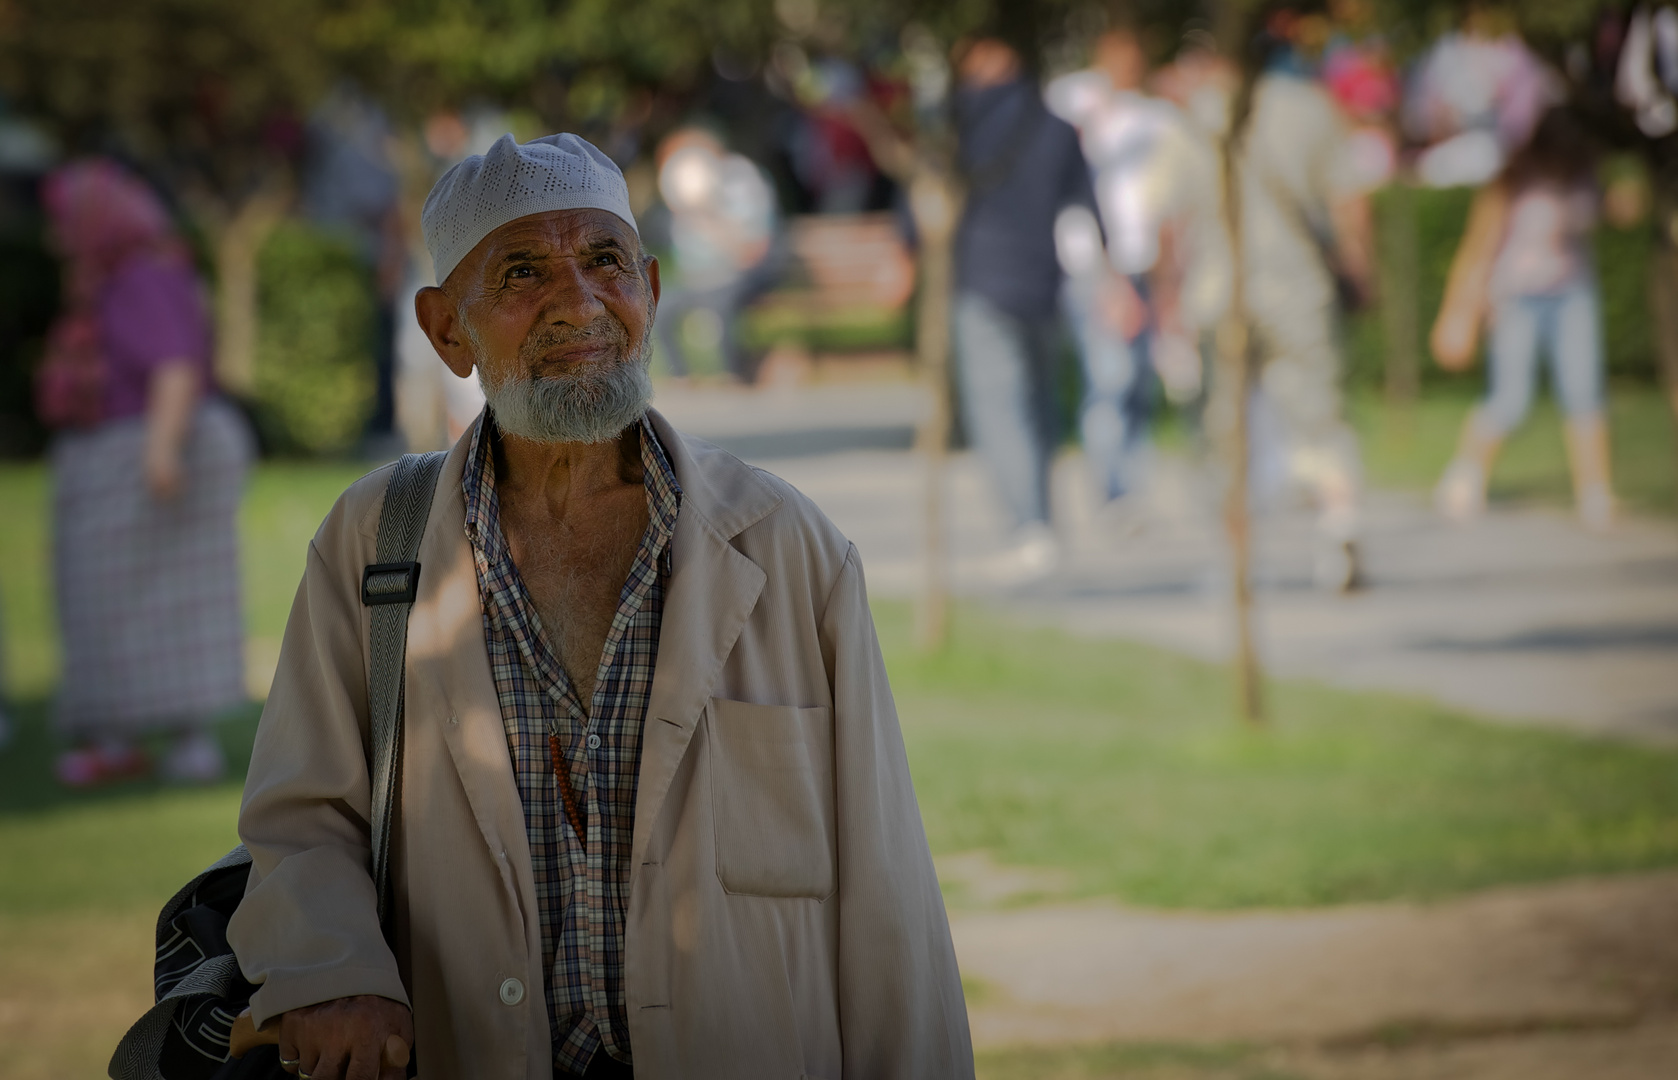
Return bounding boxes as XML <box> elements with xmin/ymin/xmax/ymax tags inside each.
<box><xmin>507</xmin><ymin>266</ymin><xmax>535</xmax><ymax>280</ymax></box>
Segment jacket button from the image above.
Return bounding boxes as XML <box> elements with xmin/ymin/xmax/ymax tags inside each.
<box><xmin>499</xmin><ymin>977</ymin><xmax>524</xmax><ymax>1006</ymax></box>
<box><xmin>586</xmin><ymin>733</ymin><xmax>602</xmax><ymax>750</ymax></box>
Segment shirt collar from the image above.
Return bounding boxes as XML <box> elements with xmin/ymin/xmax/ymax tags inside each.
<box><xmin>462</xmin><ymin>409</ymin><xmax>682</xmax><ymax>549</ymax></box>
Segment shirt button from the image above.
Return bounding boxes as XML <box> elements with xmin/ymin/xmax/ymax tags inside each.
<box><xmin>499</xmin><ymin>977</ymin><xmax>524</xmax><ymax>1006</ymax></box>
<box><xmin>587</xmin><ymin>733</ymin><xmax>602</xmax><ymax>750</ymax></box>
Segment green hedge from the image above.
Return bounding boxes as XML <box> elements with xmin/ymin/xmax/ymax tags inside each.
<box><xmin>1345</xmin><ymin>185</ymin><xmax>1658</xmax><ymax>391</ymax></box>
<box><xmin>250</xmin><ymin>223</ymin><xmax>377</xmax><ymax>456</ymax></box>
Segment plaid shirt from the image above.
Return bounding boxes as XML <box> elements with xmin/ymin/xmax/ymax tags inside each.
<box><xmin>463</xmin><ymin>413</ymin><xmax>681</xmax><ymax>1076</ymax></box>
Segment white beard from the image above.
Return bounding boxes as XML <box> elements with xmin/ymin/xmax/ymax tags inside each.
<box><xmin>473</xmin><ymin>316</ymin><xmax>654</xmax><ymax>445</ymax></box>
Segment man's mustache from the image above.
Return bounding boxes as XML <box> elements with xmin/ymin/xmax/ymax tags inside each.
<box><xmin>519</xmin><ymin>314</ymin><xmax>631</xmax><ymax>365</ymax></box>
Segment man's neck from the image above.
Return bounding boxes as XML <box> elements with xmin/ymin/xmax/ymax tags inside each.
<box><xmin>494</xmin><ymin>421</ymin><xmax>645</xmax><ymax>520</ymax></box>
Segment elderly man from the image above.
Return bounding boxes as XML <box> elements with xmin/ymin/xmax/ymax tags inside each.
<box><xmin>228</xmin><ymin>134</ymin><xmax>973</xmax><ymax>1080</ymax></box>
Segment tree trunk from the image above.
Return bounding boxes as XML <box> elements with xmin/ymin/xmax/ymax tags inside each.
<box><xmin>911</xmin><ymin>171</ymin><xmax>963</xmax><ymax>651</ymax></box>
<box><xmin>1218</xmin><ymin>119</ymin><xmax>1266</xmax><ymax>728</ymax></box>
<box><xmin>208</xmin><ymin>187</ymin><xmax>288</xmax><ymax>398</ymax></box>
<box><xmin>1380</xmin><ymin>179</ymin><xmax>1420</xmax><ymax>407</ymax></box>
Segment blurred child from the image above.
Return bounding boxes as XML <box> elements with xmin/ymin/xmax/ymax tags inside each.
<box><xmin>1432</xmin><ymin>107</ymin><xmax>1615</xmax><ymax>530</ymax></box>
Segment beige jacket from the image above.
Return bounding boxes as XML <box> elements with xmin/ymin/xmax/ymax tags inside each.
<box><xmin>228</xmin><ymin>410</ymin><xmax>974</xmax><ymax>1080</ymax></box>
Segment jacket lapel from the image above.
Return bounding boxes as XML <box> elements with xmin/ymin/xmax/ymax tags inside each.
<box><xmin>401</xmin><ymin>429</ymin><xmax>538</xmax><ymax>914</ymax></box>
<box><xmin>399</xmin><ymin>410</ymin><xmax>783</xmax><ymax>906</ymax></box>
<box><xmin>633</xmin><ymin>409</ymin><xmax>780</xmax><ymax>863</ymax></box>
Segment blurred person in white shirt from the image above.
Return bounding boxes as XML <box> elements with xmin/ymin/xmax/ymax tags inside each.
<box><xmin>653</xmin><ymin>128</ymin><xmax>781</xmax><ymax>382</ymax></box>
<box><xmin>1047</xmin><ymin>28</ymin><xmax>1192</xmax><ymax>518</ymax></box>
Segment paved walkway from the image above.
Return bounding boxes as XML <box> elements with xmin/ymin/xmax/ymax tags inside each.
<box><xmin>941</xmin><ymin>858</ymin><xmax>1678</xmax><ymax>1049</ymax></box>
<box><xmin>656</xmin><ymin>379</ymin><xmax>1678</xmax><ymax>744</ymax></box>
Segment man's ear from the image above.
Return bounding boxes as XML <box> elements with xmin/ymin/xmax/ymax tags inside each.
<box><xmin>415</xmin><ymin>286</ymin><xmax>476</xmax><ymax>379</ymax></box>
<box><xmin>645</xmin><ymin>254</ymin><xmax>661</xmax><ymax>309</ymax></box>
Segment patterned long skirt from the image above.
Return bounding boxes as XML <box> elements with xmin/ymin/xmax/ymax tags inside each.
<box><xmin>52</xmin><ymin>397</ymin><xmax>253</xmax><ymax>735</ymax></box>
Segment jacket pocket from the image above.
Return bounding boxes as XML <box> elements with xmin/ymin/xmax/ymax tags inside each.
<box><xmin>708</xmin><ymin>697</ymin><xmax>836</xmax><ymax>900</ymax></box>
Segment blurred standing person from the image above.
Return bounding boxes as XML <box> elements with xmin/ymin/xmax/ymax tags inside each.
<box><xmin>1403</xmin><ymin>5</ymin><xmax>1558</xmax><ymax>188</ymax></box>
<box><xmin>38</xmin><ymin>160</ymin><xmax>251</xmax><ymax>785</ymax></box>
<box><xmin>654</xmin><ymin>128</ymin><xmax>781</xmax><ymax>382</ymax></box>
<box><xmin>1171</xmin><ymin>9</ymin><xmax>1378</xmax><ymax>590</ymax></box>
<box><xmin>1047</xmin><ymin>27</ymin><xmax>1183</xmax><ymax>517</ymax></box>
<box><xmin>302</xmin><ymin>84</ymin><xmax>405</xmax><ymax>455</ymax></box>
<box><xmin>953</xmin><ymin>35</ymin><xmax>1096</xmax><ymax>577</ymax></box>
<box><xmin>1432</xmin><ymin>108</ymin><xmax>1616</xmax><ymax>530</ymax></box>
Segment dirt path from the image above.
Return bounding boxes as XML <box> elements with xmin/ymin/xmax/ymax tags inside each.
<box><xmin>947</xmin><ymin>862</ymin><xmax>1678</xmax><ymax>1071</ymax></box>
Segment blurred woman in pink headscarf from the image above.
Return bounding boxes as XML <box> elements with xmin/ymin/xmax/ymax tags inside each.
<box><xmin>38</xmin><ymin>158</ymin><xmax>253</xmax><ymax>786</ymax></box>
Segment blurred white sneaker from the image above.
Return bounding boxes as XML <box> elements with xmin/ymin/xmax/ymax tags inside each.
<box><xmin>1577</xmin><ymin>484</ymin><xmax>1615</xmax><ymax>533</ymax></box>
<box><xmin>987</xmin><ymin>523</ymin><xmax>1060</xmax><ymax>585</ymax></box>
<box><xmin>160</xmin><ymin>730</ymin><xmax>226</xmax><ymax>784</ymax></box>
<box><xmin>1435</xmin><ymin>460</ymin><xmax>1486</xmax><ymax>522</ymax></box>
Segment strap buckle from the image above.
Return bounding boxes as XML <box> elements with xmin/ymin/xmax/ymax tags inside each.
<box><xmin>361</xmin><ymin>561</ymin><xmax>422</xmax><ymax>606</ymax></box>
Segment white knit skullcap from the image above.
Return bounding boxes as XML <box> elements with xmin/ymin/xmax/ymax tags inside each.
<box><xmin>422</xmin><ymin>132</ymin><xmax>639</xmax><ymax>284</ymax></box>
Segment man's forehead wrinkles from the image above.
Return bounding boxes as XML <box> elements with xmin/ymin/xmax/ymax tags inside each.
<box><xmin>485</xmin><ymin>228</ymin><xmax>631</xmax><ymax>264</ymax></box>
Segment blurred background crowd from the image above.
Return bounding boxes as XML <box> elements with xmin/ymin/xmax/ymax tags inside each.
<box><xmin>2</xmin><ymin>1</ymin><xmax>1678</xmax><ymax>1076</ymax></box>
<box><xmin>5</xmin><ymin>0</ymin><xmax>1673</xmax><ymax>768</ymax></box>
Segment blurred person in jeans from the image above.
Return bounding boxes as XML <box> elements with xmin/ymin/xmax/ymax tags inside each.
<box><xmin>1164</xmin><ymin>12</ymin><xmax>1377</xmax><ymax>590</ymax></box>
<box><xmin>38</xmin><ymin>159</ymin><xmax>252</xmax><ymax>786</ymax></box>
<box><xmin>1047</xmin><ymin>28</ymin><xmax>1189</xmax><ymax>523</ymax></box>
<box><xmin>653</xmin><ymin>128</ymin><xmax>782</xmax><ymax>382</ymax></box>
<box><xmin>953</xmin><ymin>35</ymin><xmax>1096</xmax><ymax>578</ymax></box>
<box><xmin>1432</xmin><ymin>107</ymin><xmax>1616</xmax><ymax>530</ymax></box>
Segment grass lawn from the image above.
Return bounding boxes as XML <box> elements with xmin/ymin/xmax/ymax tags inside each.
<box><xmin>1351</xmin><ymin>383</ymin><xmax>1675</xmax><ymax>517</ymax></box>
<box><xmin>880</xmin><ymin>603</ymin><xmax>1678</xmax><ymax>910</ymax></box>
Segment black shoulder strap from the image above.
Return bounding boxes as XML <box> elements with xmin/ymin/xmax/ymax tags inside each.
<box><xmin>362</xmin><ymin>451</ymin><xmax>448</xmax><ymax>934</ymax></box>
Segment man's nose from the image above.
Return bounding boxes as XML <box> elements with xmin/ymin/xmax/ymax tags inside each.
<box><xmin>538</xmin><ymin>258</ymin><xmax>608</xmax><ymax>325</ymax></box>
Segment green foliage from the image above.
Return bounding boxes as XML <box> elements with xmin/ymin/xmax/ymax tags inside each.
<box><xmin>251</xmin><ymin>222</ymin><xmax>379</xmax><ymax>456</ymax></box>
<box><xmin>1595</xmin><ymin>223</ymin><xmax>1656</xmax><ymax>382</ymax></box>
<box><xmin>1349</xmin><ymin>186</ymin><xmax>1662</xmax><ymax>392</ymax></box>
<box><xmin>0</xmin><ymin>0</ymin><xmax>333</xmax><ymax>201</ymax></box>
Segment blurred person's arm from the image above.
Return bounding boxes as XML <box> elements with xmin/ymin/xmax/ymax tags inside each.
<box><xmin>1430</xmin><ymin>184</ymin><xmax>1509</xmax><ymax>370</ymax></box>
<box><xmin>1329</xmin><ymin>191</ymin><xmax>1377</xmax><ymax>306</ymax></box>
<box><xmin>1309</xmin><ymin>85</ymin><xmax>1378</xmax><ymax>308</ymax></box>
<box><xmin>144</xmin><ymin>361</ymin><xmax>198</xmax><ymax>500</ymax></box>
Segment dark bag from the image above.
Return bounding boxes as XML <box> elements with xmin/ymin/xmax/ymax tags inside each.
<box><xmin>109</xmin><ymin>451</ymin><xmax>448</xmax><ymax>1080</ymax></box>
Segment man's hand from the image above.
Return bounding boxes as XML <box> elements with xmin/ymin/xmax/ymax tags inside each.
<box><xmin>276</xmin><ymin>995</ymin><xmax>413</xmax><ymax>1080</ymax></box>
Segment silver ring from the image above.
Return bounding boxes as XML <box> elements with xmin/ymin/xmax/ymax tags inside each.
<box><xmin>297</xmin><ymin>1071</ymin><xmax>311</xmax><ymax>1079</ymax></box>
<box><xmin>279</xmin><ymin>1060</ymin><xmax>300</xmax><ymax>1069</ymax></box>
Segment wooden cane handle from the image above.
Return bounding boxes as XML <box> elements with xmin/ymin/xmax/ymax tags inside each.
<box><xmin>228</xmin><ymin>1011</ymin><xmax>271</xmax><ymax>1059</ymax></box>
<box><xmin>228</xmin><ymin>1009</ymin><xmax>411</xmax><ymax>1068</ymax></box>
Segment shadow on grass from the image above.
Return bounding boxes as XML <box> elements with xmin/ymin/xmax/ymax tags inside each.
<box><xmin>0</xmin><ymin>695</ymin><xmax>260</xmax><ymax>816</ymax></box>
